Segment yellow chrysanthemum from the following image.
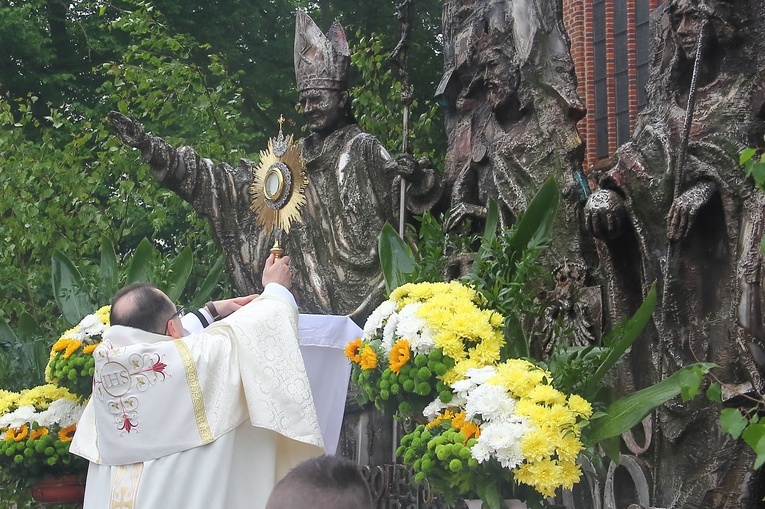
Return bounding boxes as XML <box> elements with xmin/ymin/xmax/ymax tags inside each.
<box><xmin>0</xmin><ymin>390</ymin><xmax>19</xmax><ymax>416</ymax></box>
<box><xmin>389</xmin><ymin>340</ymin><xmax>411</xmax><ymax>374</ymax></box>
<box><xmin>567</xmin><ymin>394</ymin><xmax>593</xmax><ymax>419</ymax></box>
<box><xmin>513</xmin><ymin>458</ymin><xmax>561</xmax><ymax>498</ymax></box>
<box><xmin>17</xmin><ymin>384</ymin><xmax>76</xmax><ymax>410</ymax></box>
<box><xmin>344</xmin><ymin>338</ymin><xmax>363</xmax><ymax>364</ymax></box>
<box><xmin>520</xmin><ymin>427</ymin><xmax>557</xmax><ymax>461</ymax></box>
<box><xmin>360</xmin><ymin>345</ymin><xmax>378</xmax><ymax>370</ymax></box>
<box><xmin>58</xmin><ymin>424</ymin><xmax>76</xmax><ymax>442</ymax></box>
<box><xmin>83</xmin><ymin>344</ymin><xmax>99</xmax><ymax>354</ymax></box>
<box><xmin>546</xmin><ymin>403</ymin><xmax>577</xmax><ymax>428</ymax></box>
<box><xmin>30</xmin><ymin>427</ymin><xmax>49</xmax><ymax>440</ymax></box>
<box><xmin>95</xmin><ymin>305</ymin><xmax>111</xmax><ymax>323</ymax></box>
<box><xmin>556</xmin><ymin>459</ymin><xmax>583</xmax><ymax>489</ymax></box>
<box><xmin>527</xmin><ymin>384</ymin><xmax>566</xmax><ymax>406</ymax></box>
<box><xmin>554</xmin><ymin>432</ymin><xmax>584</xmax><ymax>462</ymax></box>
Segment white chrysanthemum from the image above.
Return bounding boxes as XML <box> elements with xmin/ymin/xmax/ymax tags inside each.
<box><xmin>470</xmin><ymin>440</ymin><xmax>493</xmax><ymax>463</ymax></box>
<box><xmin>416</xmin><ymin>327</ymin><xmax>436</xmax><ymax>354</ymax></box>
<box><xmin>397</xmin><ymin>303</ymin><xmax>434</xmax><ymax>354</ymax></box>
<box><xmin>0</xmin><ymin>405</ymin><xmax>37</xmax><ymax>429</ymax></box>
<box><xmin>464</xmin><ymin>383</ymin><xmax>515</xmax><ymax>421</ymax></box>
<box><xmin>362</xmin><ymin>300</ymin><xmax>397</xmax><ymax>341</ymax></box>
<box><xmin>423</xmin><ymin>397</ymin><xmax>448</xmax><ymax>420</ymax></box>
<box><xmin>37</xmin><ymin>399</ymin><xmax>84</xmax><ymax>428</ymax></box>
<box><xmin>474</xmin><ymin>419</ymin><xmax>528</xmax><ymax>469</ymax></box>
<box><xmin>466</xmin><ymin>366</ymin><xmax>498</xmax><ymax>384</ymax></box>
<box><xmin>381</xmin><ymin>311</ymin><xmax>400</xmax><ymax>354</ymax></box>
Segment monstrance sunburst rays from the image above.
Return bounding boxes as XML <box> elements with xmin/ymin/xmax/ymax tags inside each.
<box><xmin>249</xmin><ymin>116</ymin><xmax>307</xmax><ymax>255</ymax></box>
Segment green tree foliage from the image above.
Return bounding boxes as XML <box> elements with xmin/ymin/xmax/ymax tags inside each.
<box><xmin>0</xmin><ymin>0</ymin><xmax>443</xmax><ymax>358</ymax></box>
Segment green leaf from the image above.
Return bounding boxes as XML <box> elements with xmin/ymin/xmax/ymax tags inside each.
<box><xmin>16</xmin><ymin>312</ymin><xmax>41</xmax><ymax>341</ymax></box>
<box><xmin>583</xmin><ymin>283</ymin><xmax>657</xmax><ymax>398</ymax></box>
<box><xmin>679</xmin><ymin>367</ymin><xmax>703</xmax><ymax>401</ymax></box>
<box><xmin>378</xmin><ymin>222</ymin><xmax>416</xmax><ymax>294</ymax></box>
<box><xmin>584</xmin><ymin>363</ymin><xmax>715</xmax><ymax>445</ymax></box>
<box><xmin>720</xmin><ymin>408</ymin><xmax>749</xmax><ymax>439</ymax></box>
<box><xmin>165</xmin><ymin>246</ymin><xmax>193</xmax><ymax>302</ymax></box>
<box><xmin>188</xmin><ymin>255</ymin><xmax>226</xmax><ymax>309</ymax></box>
<box><xmin>476</xmin><ymin>197</ymin><xmax>499</xmax><ymax>261</ymax></box>
<box><xmin>706</xmin><ymin>382</ymin><xmax>722</xmax><ymax>403</ymax></box>
<box><xmin>740</xmin><ymin>147</ymin><xmax>757</xmax><ymax>166</ymax></box>
<box><xmin>507</xmin><ymin>177</ymin><xmax>559</xmax><ymax>264</ymax></box>
<box><xmin>126</xmin><ymin>238</ymin><xmax>157</xmax><ymax>284</ymax></box>
<box><xmin>475</xmin><ymin>478</ymin><xmax>502</xmax><ymax>509</ymax></box>
<box><xmin>599</xmin><ymin>434</ymin><xmax>622</xmax><ymax>464</ymax></box>
<box><xmin>99</xmin><ymin>236</ymin><xmax>119</xmax><ymax>301</ymax></box>
<box><xmin>742</xmin><ymin>422</ymin><xmax>765</xmax><ymax>469</ymax></box>
<box><xmin>52</xmin><ymin>249</ymin><xmax>95</xmax><ymax>325</ymax></box>
<box><xmin>502</xmin><ymin>312</ymin><xmax>529</xmax><ymax>359</ymax></box>
<box><xmin>0</xmin><ymin>316</ymin><xmax>18</xmax><ymax>344</ymax></box>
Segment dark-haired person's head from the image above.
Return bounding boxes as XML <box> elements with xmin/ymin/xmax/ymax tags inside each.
<box><xmin>110</xmin><ymin>283</ymin><xmax>182</xmax><ymax>337</ymax></box>
<box><xmin>265</xmin><ymin>455</ymin><xmax>373</xmax><ymax>509</ymax></box>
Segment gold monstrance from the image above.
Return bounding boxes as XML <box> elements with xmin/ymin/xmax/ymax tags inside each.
<box><xmin>249</xmin><ymin>116</ymin><xmax>307</xmax><ymax>257</ymax></box>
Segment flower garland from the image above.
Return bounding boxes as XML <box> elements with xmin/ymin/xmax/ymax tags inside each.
<box><xmin>398</xmin><ymin>361</ymin><xmax>592</xmax><ymax>502</ymax></box>
<box><xmin>46</xmin><ymin>305</ymin><xmax>110</xmax><ymax>400</ymax></box>
<box><xmin>346</xmin><ymin>281</ymin><xmax>504</xmax><ymax>416</ymax></box>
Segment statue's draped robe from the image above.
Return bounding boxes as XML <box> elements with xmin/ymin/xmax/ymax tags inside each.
<box><xmin>162</xmin><ymin>123</ymin><xmax>395</xmax><ymax>322</ymax></box>
<box><xmin>71</xmin><ymin>286</ymin><xmax>328</xmax><ymax>509</ymax></box>
<box><xmin>594</xmin><ymin>60</ymin><xmax>765</xmax><ymax>507</ymax></box>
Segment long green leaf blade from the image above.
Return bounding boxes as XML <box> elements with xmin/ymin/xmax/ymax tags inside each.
<box><xmin>583</xmin><ymin>282</ymin><xmax>657</xmax><ymax>398</ymax></box>
<box><xmin>166</xmin><ymin>246</ymin><xmax>193</xmax><ymax>302</ymax></box>
<box><xmin>126</xmin><ymin>238</ymin><xmax>157</xmax><ymax>284</ymax></box>
<box><xmin>188</xmin><ymin>255</ymin><xmax>226</xmax><ymax>309</ymax></box>
<box><xmin>508</xmin><ymin>177</ymin><xmax>559</xmax><ymax>265</ymax></box>
<box><xmin>99</xmin><ymin>236</ymin><xmax>119</xmax><ymax>301</ymax></box>
<box><xmin>52</xmin><ymin>250</ymin><xmax>94</xmax><ymax>325</ymax></box>
<box><xmin>584</xmin><ymin>363</ymin><xmax>715</xmax><ymax>445</ymax></box>
<box><xmin>378</xmin><ymin>222</ymin><xmax>416</xmax><ymax>294</ymax></box>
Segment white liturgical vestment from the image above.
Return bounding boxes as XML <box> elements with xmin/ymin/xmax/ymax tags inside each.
<box><xmin>70</xmin><ymin>284</ymin><xmax>356</xmax><ymax>509</ymax></box>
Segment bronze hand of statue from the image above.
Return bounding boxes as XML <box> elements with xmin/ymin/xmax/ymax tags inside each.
<box><xmin>666</xmin><ymin>180</ymin><xmax>717</xmax><ymax>240</ymax></box>
<box><xmin>390</xmin><ymin>154</ymin><xmax>444</xmax><ymax>215</ymax></box>
<box><xmin>107</xmin><ymin>111</ymin><xmax>184</xmax><ymax>182</ymax></box>
<box><xmin>107</xmin><ymin>111</ymin><xmax>151</xmax><ymax>156</ymax></box>
<box><xmin>585</xmin><ymin>189</ymin><xmax>627</xmax><ymax>240</ymax></box>
<box><xmin>444</xmin><ymin>202</ymin><xmax>488</xmax><ymax>232</ymax></box>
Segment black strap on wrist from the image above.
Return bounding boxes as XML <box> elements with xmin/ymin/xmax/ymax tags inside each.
<box><xmin>191</xmin><ymin>309</ymin><xmax>210</xmax><ymax>328</ymax></box>
<box><xmin>206</xmin><ymin>301</ymin><xmax>221</xmax><ymax>321</ymax></box>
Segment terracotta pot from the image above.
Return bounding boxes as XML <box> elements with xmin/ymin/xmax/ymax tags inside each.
<box><xmin>29</xmin><ymin>474</ymin><xmax>86</xmax><ymax>505</ymax></box>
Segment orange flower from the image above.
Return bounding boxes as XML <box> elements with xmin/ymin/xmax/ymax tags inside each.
<box><xmin>64</xmin><ymin>340</ymin><xmax>83</xmax><ymax>359</ymax></box>
<box><xmin>451</xmin><ymin>411</ymin><xmax>480</xmax><ymax>441</ymax></box>
<box><xmin>58</xmin><ymin>424</ymin><xmax>76</xmax><ymax>442</ymax></box>
<box><xmin>426</xmin><ymin>410</ymin><xmax>454</xmax><ymax>430</ymax></box>
<box><xmin>83</xmin><ymin>344</ymin><xmax>99</xmax><ymax>354</ymax></box>
<box><xmin>9</xmin><ymin>425</ymin><xmax>28</xmax><ymax>442</ymax></box>
<box><xmin>4</xmin><ymin>429</ymin><xmax>15</xmax><ymax>441</ymax></box>
<box><xmin>30</xmin><ymin>427</ymin><xmax>49</xmax><ymax>440</ymax></box>
<box><xmin>360</xmin><ymin>345</ymin><xmax>378</xmax><ymax>370</ymax></box>
<box><xmin>389</xmin><ymin>340</ymin><xmax>411</xmax><ymax>374</ymax></box>
<box><xmin>344</xmin><ymin>338</ymin><xmax>363</xmax><ymax>364</ymax></box>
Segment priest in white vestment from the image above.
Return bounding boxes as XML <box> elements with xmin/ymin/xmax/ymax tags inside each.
<box><xmin>70</xmin><ymin>255</ymin><xmax>352</xmax><ymax>509</ymax></box>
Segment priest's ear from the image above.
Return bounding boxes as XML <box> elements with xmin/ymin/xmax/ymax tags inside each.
<box><xmin>165</xmin><ymin>316</ymin><xmax>185</xmax><ymax>339</ymax></box>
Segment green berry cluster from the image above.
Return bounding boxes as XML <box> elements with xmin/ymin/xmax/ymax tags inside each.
<box><xmin>351</xmin><ymin>347</ymin><xmax>457</xmax><ymax>418</ymax></box>
<box><xmin>396</xmin><ymin>423</ymin><xmax>478</xmax><ymax>499</ymax></box>
<box><xmin>0</xmin><ymin>429</ymin><xmax>85</xmax><ymax>477</ymax></box>
<box><xmin>48</xmin><ymin>351</ymin><xmax>96</xmax><ymax>400</ymax></box>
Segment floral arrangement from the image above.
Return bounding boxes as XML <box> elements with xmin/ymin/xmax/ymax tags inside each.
<box><xmin>46</xmin><ymin>305</ymin><xmax>109</xmax><ymax>400</ymax></box>
<box><xmin>0</xmin><ymin>384</ymin><xmax>87</xmax><ymax>479</ymax></box>
<box><xmin>345</xmin><ymin>281</ymin><xmax>505</xmax><ymax>417</ymax></box>
<box><xmin>397</xmin><ymin>361</ymin><xmax>592</xmax><ymax>504</ymax></box>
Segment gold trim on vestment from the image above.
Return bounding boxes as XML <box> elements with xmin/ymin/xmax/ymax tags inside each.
<box><xmin>110</xmin><ymin>463</ymin><xmax>143</xmax><ymax>509</ymax></box>
<box><xmin>174</xmin><ymin>340</ymin><xmax>214</xmax><ymax>444</ymax></box>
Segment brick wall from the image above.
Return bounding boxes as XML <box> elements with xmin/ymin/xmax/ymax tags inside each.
<box><xmin>563</xmin><ymin>0</ymin><xmax>665</xmax><ymax>171</ymax></box>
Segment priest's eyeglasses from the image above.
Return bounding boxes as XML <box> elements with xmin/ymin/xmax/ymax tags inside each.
<box><xmin>164</xmin><ymin>305</ymin><xmax>186</xmax><ymax>335</ymax></box>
